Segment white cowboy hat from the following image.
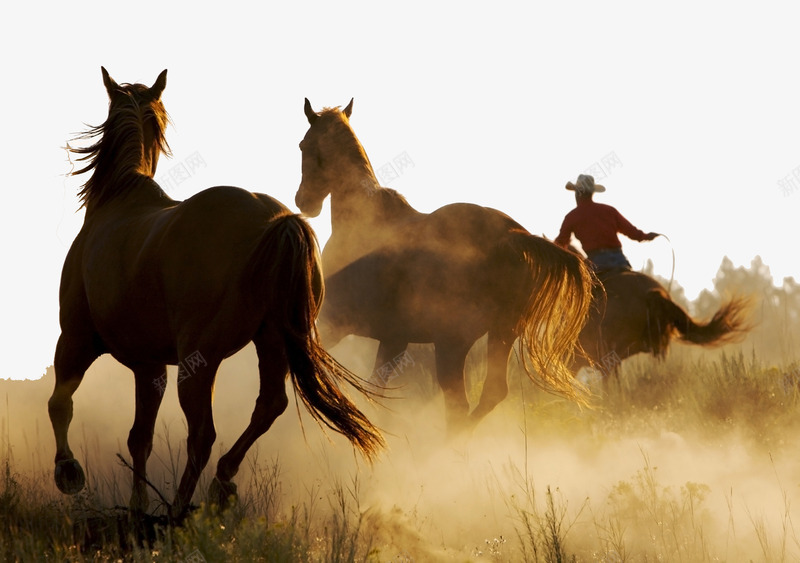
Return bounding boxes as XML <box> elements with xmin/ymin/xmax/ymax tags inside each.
<box><xmin>565</xmin><ymin>174</ymin><xmax>606</xmax><ymax>194</ymax></box>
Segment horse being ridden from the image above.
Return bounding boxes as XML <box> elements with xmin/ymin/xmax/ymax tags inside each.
<box><xmin>574</xmin><ymin>269</ymin><xmax>751</xmax><ymax>378</ymax></box>
<box><xmin>553</xmin><ymin>175</ymin><xmax>750</xmax><ymax>378</ymax></box>
<box><xmin>295</xmin><ymin>99</ymin><xmax>596</xmax><ymax>432</ymax></box>
<box><xmin>49</xmin><ymin>69</ymin><xmax>383</xmax><ymax>519</ymax></box>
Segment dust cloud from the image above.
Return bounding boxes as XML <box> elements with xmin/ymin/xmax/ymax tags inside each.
<box><xmin>3</xmin><ymin>257</ymin><xmax>800</xmax><ymax>560</ymax></box>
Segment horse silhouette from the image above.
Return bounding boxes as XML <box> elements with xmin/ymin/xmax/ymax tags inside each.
<box><xmin>49</xmin><ymin>69</ymin><xmax>383</xmax><ymax>519</ymax></box>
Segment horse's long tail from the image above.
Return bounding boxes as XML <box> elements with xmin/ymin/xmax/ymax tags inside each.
<box><xmin>256</xmin><ymin>213</ymin><xmax>385</xmax><ymax>461</ymax></box>
<box><xmin>512</xmin><ymin>232</ymin><xmax>596</xmax><ymax>404</ymax></box>
<box><xmin>649</xmin><ymin>290</ymin><xmax>751</xmax><ymax>348</ymax></box>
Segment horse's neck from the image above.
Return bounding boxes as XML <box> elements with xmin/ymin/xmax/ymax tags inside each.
<box><xmin>325</xmin><ymin>184</ymin><xmax>422</xmax><ymax>274</ymax></box>
<box><xmin>331</xmin><ymin>183</ymin><xmax>418</xmax><ymax>230</ymax></box>
<box><xmin>84</xmin><ymin>175</ymin><xmax>173</xmax><ymax>219</ymax></box>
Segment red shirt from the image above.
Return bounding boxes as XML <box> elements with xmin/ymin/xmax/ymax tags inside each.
<box><xmin>555</xmin><ymin>199</ymin><xmax>648</xmax><ymax>252</ymax></box>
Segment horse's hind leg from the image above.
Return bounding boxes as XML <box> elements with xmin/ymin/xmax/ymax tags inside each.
<box><xmin>212</xmin><ymin>329</ymin><xmax>289</xmax><ymax>509</ymax></box>
<box><xmin>469</xmin><ymin>329</ymin><xmax>513</xmax><ymax>424</ymax></box>
<box><xmin>127</xmin><ymin>363</ymin><xmax>167</xmax><ymax>513</ymax></box>
<box><xmin>171</xmin><ymin>353</ymin><xmax>221</xmax><ymax>519</ymax></box>
<box><xmin>48</xmin><ymin>333</ymin><xmax>100</xmax><ymax>494</ymax></box>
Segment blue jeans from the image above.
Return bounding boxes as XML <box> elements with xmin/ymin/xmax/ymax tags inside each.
<box><xmin>586</xmin><ymin>248</ymin><xmax>631</xmax><ymax>271</ymax></box>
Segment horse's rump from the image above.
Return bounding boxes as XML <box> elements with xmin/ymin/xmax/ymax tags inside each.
<box><xmin>245</xmin><ymin>210</ymin><xmax>324</xmax><ymax>326</ymax></box>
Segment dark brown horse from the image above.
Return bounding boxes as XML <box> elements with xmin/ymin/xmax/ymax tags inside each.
<box><xmin>295</xmin><ymin>99</ymin><xmax>596</xmax><ymax>432</ymax></box>
<box><xmin>49</xmin><ymin>69</ymin><xmax>383</xmax><ymax>519</ymax></box>
<box><xmin>574</xmin><ymin>269</ymin><xmax>750</xmax><ymax>377</ymax></box>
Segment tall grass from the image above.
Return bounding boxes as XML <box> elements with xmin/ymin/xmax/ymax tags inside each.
<box><xmin>3</xmin><ymin>345</ymin><xmax>800</xmax><ymax>560</ymax></box>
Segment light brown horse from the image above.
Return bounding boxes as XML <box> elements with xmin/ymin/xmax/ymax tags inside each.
<box><xmin>295</xmin><ymin>99</ymin><xmax>596</xmax><ymax>432</ymax></box>
<box><xmin>574</xmin><ymin>269</ymin><xmax>750</xmax><ymax>377</ymax></box>
<box><xmin>49</xmin><ymin>69</ymin><xmax>383</xmax><ymax>520</ymax></box>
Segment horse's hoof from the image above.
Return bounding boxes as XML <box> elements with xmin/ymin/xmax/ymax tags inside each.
<box><xmin>209</xmin><ymin>477</ymin><xmax>238</xmax><ymax>509</ymax></box>
<box><xmin>54</xmin><ymin>459</ymin><xmax>85</xmax><ymax>494</ymax></box>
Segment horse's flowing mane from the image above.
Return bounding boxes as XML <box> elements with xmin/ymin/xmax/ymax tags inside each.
<box><xmin>69</xmin><ymin>83</ymin><xmax>171</xmax><ymax>209</ymax></box>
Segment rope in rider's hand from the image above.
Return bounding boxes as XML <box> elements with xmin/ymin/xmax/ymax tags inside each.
<box><xmin>649</xmin><ymin>233</ymin><xmax>676</xmax><ymax>295</ymax></box>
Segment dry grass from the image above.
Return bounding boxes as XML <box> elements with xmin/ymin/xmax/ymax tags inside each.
<box><xmin>3</xmin><ymin>345</ymin><xmax>800</xmax><ymax>561</ymax></box>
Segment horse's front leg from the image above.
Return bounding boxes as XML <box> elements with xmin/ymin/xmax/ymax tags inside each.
<box><xmin>127</xmin><ymin>363</ymin><xmax>167</xmax><ymax>513</ymax></box>
<box><xmin>433</xmin><ymin>339</ymin><xmax>472</xmax><ymax>435</ymax></box>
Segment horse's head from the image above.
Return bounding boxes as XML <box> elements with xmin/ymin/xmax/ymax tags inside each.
<box><xmin>73</xmin><ymin>67</ymin><xmax>171</xmax><ymax>209</ymax></box>
<box><xmin>296</xmin><ymin>98</ymin><xmax>373</xmax><ymax>217</ymax></box>
<box><xmin>101</xmin><ymin>67</ymin><xmax>170</xmax><ymax>177</ymax></box>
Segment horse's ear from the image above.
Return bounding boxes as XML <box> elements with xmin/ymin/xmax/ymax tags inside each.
<box><xmin>101</xmin><ymin>66</ymin><xmax>119</xmax><ymax>99</ymax></box>
<box><xmin>150</xmin><ymin>69</ymin><xmax>167</xmax><ymax>100</ymax></box>
<box><xmin>343</xmin><ymin>98</ymin><xmax>354</xmax><ymax>118</ymax></box>
<box><xmin>304</xmin><ymin>98</ymin><xmax>318</xmax><ymax>125</ymax></box>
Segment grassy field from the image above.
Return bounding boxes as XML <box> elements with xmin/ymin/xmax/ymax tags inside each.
<box><xmin>3</xmin><ymin>275</ymin><xmax>800</xmax><ymax>562</ymax></box>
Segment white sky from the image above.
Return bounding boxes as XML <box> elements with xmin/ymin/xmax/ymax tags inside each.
<box><xmin>2</xmin><ymin>2</ymin><xmax>798</xmax><ymax>381</ymax></box>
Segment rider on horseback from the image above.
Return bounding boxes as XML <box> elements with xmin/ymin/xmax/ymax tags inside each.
<box><xmin>554</xmin><ymin>174</ymin><xmax>659</xmax><ymax>272</ymax></box>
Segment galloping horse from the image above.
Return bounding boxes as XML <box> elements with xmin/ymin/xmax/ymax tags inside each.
<box><xmin>49</xmin><ymin>69</ymin><xmax>383</xmax><ymax>519</ymax></box>
<box><xmin>574</xmin><ymin>269</ymin><xmax>750</xmax><ymax>377</ymax></box>
<box><xmin>295</xmin><ymin>99</ymin><xmax>596</xmax><ymax>432</ymax></box>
